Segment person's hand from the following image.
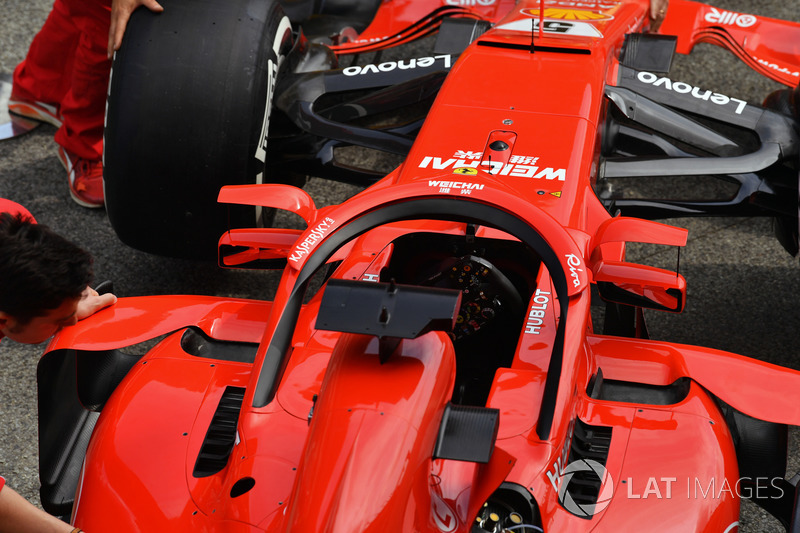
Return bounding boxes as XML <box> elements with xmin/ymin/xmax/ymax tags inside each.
<box><xmin>108</xmin><ymin>0</ymin><xmax>165</xmax><ymax>59</ymax></box>
<box><xmin>76</xmin><ymin>285</ymin><xmax>117</xmax><ymax>321</ymax></box>
<box><xmin>650</xmin><ymin>0</ymin><xmax>669</xmax><ymax>31</ymax></box>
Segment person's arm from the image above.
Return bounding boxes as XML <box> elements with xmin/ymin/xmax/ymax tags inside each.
<box><xmin>76</xmin><ymin>285</ymin><xmax>117</xmax><ymax>321</ymax></box>
<box><xmin>650</xmin><ymin>0</ymin><xmax>669</xmax><ymax>31</ymax></box>
<box><xmin>107</xmin><ymin>0</ymin><xmax>165</xmax><ymax>59</ymax></box>
<box><xmin>0</xmin><ymin>483</ymin><xmax>77</xmax><ymax>533</ymax></box>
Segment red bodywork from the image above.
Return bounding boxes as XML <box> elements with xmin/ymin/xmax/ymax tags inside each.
<box><xmin>45</xmin><ymin>1</ymin><xmax>800</xmax><ymax>531</ymax></box>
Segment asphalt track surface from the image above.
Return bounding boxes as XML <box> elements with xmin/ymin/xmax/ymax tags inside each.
<box><xmin>0</xmin><ymin>0</ymin><xmax>798</xmax><ymax>531</ymax></box>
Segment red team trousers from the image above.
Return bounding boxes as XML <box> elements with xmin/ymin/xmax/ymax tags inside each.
<box><xmin>13</xmin><ymin>0</ymin><xmax>112</xmax><ymax>161</ymax></box>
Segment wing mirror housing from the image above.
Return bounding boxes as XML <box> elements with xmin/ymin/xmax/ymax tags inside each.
<box><xmin>217</xmin><ymin>184</ymin><xmax>318</xmax><ymax>269</ymax></box>
<box><xmin>218</xmin><ymin>228</ymin><xmax>303</xmax><ymax>269</ymax></box>
<box><xmin>589</xmin><ymin>217</ymin><xmax>687</xmax><ymax>312</ymax></box>
<box><xmin>593</xmin><ymin>260</ymin><xmax>686</xmax><ymax>312</ymax></box>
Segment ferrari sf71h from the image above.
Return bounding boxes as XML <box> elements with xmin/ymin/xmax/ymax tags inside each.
<box><xmin>38</xmin><ymin>0</ymin><xmax>800</xmax><ymax>531</ymax></box>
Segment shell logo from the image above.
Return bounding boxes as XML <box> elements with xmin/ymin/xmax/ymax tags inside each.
<box><xmin>522</xmin><ymin>8</ymin><xmax>614</xmax><ymax>21</ymax></box>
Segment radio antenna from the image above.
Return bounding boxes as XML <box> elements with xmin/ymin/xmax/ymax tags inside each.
<box><xmin>539</xmin><ymin>0</ymin><xmax>545</xmax><ymax>40</ymax></box>
<box><xmin>531</xmin><ymin>0</ymin><xmax>545</xmax><ymax>53</ymax></box>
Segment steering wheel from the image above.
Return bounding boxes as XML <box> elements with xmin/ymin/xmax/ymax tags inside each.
<box><xmin>422</xmin><ymin>255</ymin><xmax>524</xmax><ymax>340</ymax></box>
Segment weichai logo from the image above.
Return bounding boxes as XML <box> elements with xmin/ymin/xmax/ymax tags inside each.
<box><xmin>419</xmin><ymin>151</ymin><xmax>566</xmax><ymax>182</ymax></box>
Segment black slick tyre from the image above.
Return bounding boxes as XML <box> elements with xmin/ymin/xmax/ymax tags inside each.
<box><xmin>104</xmin><ymin>0</ymin><xmax>293</xmax><ymax>258</ymax></box>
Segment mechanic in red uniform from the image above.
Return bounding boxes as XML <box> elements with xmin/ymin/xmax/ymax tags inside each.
<box><xmin>8</xmin><ymin>0</ymin><xmax>163</xmax><ymax>209</ymax></box>
<box><xmin>0</xmin><ymin>198</ymin><xmax>115</xmax><ymax>533</ymax></box>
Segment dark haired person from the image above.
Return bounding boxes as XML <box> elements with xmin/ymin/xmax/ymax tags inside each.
<box><xmin>0</xmin><ymin>199</ymin><xmax>115</xmax><ymax>532</ymax></box>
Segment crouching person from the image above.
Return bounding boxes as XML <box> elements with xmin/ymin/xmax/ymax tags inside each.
<box><xmin>0</xmin><ymin>199</ymin><xmax>116</xmax><ymax>532</ymax></box>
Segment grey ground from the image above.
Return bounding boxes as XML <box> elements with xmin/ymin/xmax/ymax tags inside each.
<box><xmin>0</xmin><ymin>0</ymin><xmax>798</xmax><ymax>530</ymax></box>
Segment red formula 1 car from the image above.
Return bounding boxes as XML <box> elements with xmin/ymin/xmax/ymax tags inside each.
<box><xmin>102</xmin><ymin>0</ymin><xmax>800</xmax><ymax>260</ymax></box>
<box><xmin>38</xmin><ymin>0</ymin><xmax>800</xmax><ymax>531</ymax></box>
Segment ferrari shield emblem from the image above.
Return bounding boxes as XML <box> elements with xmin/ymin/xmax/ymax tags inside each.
<box><xmin>453</xmin><ymin>167</ymin><xmax>478</xmax><ymax>175</ymax></box>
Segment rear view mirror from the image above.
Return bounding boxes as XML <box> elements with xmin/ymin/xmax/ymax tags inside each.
<box><xmin>593</xmin><ymin>260</ymin><xmax>686</xmax><ymax>312</ymax></box>
<box><xmin>217</xmin><ymin>184</ymin><xmax>319</xmax><ymax>269</ymax></box>
<box><xmin>218</xmin><ymin>228</ymin><xmax>302</xmax><ymax>269</ymax></box>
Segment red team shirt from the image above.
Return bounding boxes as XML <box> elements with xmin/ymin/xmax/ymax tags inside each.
<box><xmin>12</xmin><ymin>0</ymin><xmax>111</xmax><ymax>162</ymax></box>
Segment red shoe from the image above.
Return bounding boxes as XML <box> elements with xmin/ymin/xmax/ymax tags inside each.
<box><xmin>58</xmin><ymin>147</ymin><xmax>104</xmax><ymax>208</ymax></box>
<box><xmin>8</xmin><ymin>94</ymin><xmax>62</xmax><ymax>128</ymax></box>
